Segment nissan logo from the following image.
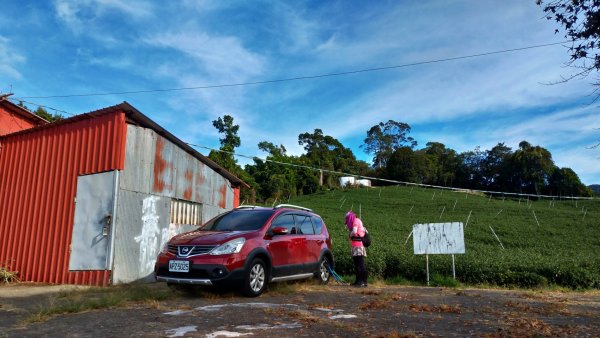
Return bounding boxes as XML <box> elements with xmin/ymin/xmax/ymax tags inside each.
<box><xmin>181</xmin><ymin>247</ymin><xmax>190</xmax><ymax>253</ymax></box>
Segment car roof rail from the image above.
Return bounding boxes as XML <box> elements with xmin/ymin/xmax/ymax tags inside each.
<box><xmin>235</xmin><ymin>205</ymin><xmax>263</xmax><ymax>209</ymax></box>
<box><xmin>274</xmin><ymin>204</ymin><xmax>313</xmax><ymax>212</ymax></box>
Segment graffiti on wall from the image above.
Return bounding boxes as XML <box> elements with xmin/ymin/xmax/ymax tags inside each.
<box><xmin>135</xmin><ymin>196</ymin><xmax>161</xmax><ymax>271</ymax></box>
<box><xmin>160</xmin><ymin>223</ymin><xmax>178</xmax><ymax>252</ymax></box>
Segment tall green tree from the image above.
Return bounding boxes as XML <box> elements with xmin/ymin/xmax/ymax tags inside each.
<box><xmin>510</xmin><ymin>141</ymin><xmax>556</xmax><ymax>195</ymax></box>
<box><xmin>298</xmin><ymin>129</ymin><xmax>365</xmax><ymax>188</ymax></box>
<box><xmin>482</xmin><ymin>143</ymin><xmax>513</xmax><ymax>190</ymax></box>
<box><xmin>361</xmin><ymin>120</ymin><xmax>417</xmax><ymax>168</ymax></box>
<box><xmin>387</xmin><ymin>146</ymin><xmax>428</xmax><ymax>183</ymax></box>
<box><xmin>208</xmin><ymin>114</ymin><xmax>256</xmax><ymax>203</ymax></box>
<box><xmin>419</xmin><ymin>142</ymin><xmax>460</xmax><ymax>186</ymax></box>
<box><xmin>245</xmin><ymin>141</ymin><xmax>319</xmax><ymax>201</ymax></box>
<box><xmin>455</xmin><ymin>147</ymin><xmax>486</xmax><ymax>189</ymax></box>
<box><xmin>209</xmin><ymin>115</ymin><xmax>240</xmax><ymax>171</ymax></box>
<box><xmin>549</xmin><ymin>167</ymin><xmax>593</xmax><ymax>196</ymax></box>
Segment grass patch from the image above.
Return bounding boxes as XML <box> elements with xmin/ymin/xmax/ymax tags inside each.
<box><xmin>429</xmin><ymin>274</ymin><xmax>461</xmax><ymax>288</ymax></box>
<box><xmin>22</xmin><ymin>284</ymin><xmax>173</xmax><ymax>324</ymax></box>
<box><xmin>408</xmin><ymin>303</ymin><xmax>462</xmax><ymax>314</ymax></box>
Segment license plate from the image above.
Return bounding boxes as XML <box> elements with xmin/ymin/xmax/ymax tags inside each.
<box><xmin>169</xmin><ymin>260</ymin><xmax>189</xmax><ymax>272</ymax></box>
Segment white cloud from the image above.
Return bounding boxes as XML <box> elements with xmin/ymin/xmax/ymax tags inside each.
<box><xmin>488</xmin><ymin>107</ymin><xmax>598</xmax><ymax>145</ymax></box>
<box><xmin>75</xmin><ymin>48</ymin><xmax>133</xmax><ymax>69</ymax></box>
<box><xmin>95</xmin><ymin>0</ymin><xmax>152</xmax><ymax>17</ymax></box>
<box><xmin>0</xmin><ymin>36</ymin><xmax>25</xmax><ymax>80</ymax></box>
<box><xmin>146</xmin><ymin>31</ymin><xmax>264</xmax><ymax>83</ymax></box>
<box><xmin>53</xmin><ymin>0</ymin><xmax>153</xmax><ymax>33</ymax></box>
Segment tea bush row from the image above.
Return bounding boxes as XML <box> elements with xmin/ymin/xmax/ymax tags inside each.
<box><xmin>293</xmin><ymin>186</ymin><xmax>600</xmax><ymax>289</ymax></box>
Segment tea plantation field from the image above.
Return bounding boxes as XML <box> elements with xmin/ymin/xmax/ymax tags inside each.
<box><xmin>289</xmin><ymin>186</ymin><xmax>600</xmax><ymax>289</ymax></box>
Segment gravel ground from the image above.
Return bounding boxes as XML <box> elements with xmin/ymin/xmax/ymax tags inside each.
<box><xmin>1</xmin><ymin>282</ymin><xmax>599</xmax><ymax>337</ymax></box>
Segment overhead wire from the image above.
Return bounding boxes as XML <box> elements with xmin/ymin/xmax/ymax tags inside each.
<box><xmin>20</xmin><ymin>40</ymin><xmax>572</xmax><ymax>99</ymax></box>
<box><xmin>7</xmin><ymin>97</ymin><xmax>74</xmax><ymax>116</ymax></box>
<box><xmin>187</xmin><ymin>143</ymin><xmax>596</xmax><ymax>200</ymax></box>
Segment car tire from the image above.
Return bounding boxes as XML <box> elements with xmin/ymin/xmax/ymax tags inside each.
<box><xmin>243</xmin><ymin>258</ymin><xmax>267</xmax><ymax>297</ymax></box>
<box><xmin>315</xmin><ymin>256</ymin><xmax>331</xmax><ymax>284</ymax></box>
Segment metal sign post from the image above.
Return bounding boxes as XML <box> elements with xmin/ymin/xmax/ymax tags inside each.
<box><xmin>426</xmin><ymin>254</ymin><xmax>430</xmax><ymax>286</ymax></box>
<box><xmin>452</xmin><ymin>254</ymin><xmax>456</xmax><ymax>280</ymax></box>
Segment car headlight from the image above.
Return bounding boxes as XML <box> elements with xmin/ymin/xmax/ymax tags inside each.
<box><xmin>210</xmin><ymin>237</ymin><xmax>246</xmax><ymax>255</ymax></box>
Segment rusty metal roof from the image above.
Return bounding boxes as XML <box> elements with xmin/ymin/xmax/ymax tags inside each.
<box><xmin>0</xmin><ymin>101</ymin><xmax>249</xmax><ymax>188</ymax></box>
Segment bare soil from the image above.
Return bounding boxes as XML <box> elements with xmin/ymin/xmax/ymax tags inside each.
<box><xmin>1</xmin><ymin>282</ymin><xmax>599</xmax><ymax>337</ymax></box>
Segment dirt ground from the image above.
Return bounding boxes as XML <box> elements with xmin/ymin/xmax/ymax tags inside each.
<box><xmin>1</xmin><ymin>282</ymin><xmax>599</xmax><ymax>337</ymax></box>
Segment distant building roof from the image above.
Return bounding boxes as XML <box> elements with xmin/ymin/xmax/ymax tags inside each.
<box><xmin>0</xmin><ymin>94</ymin><xmax>49</xmax><ymax>126</ymax></box>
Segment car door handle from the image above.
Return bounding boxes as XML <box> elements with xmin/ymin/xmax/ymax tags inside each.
<box><xmin>317</xmin><ymin>240</ymin><xmax>324</xmax><ymax>244</ymax></box>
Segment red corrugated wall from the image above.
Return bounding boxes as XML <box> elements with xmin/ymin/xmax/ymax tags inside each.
<box><xmin>0</xmin><ymin>106</ymin><xmax>40</xmax><ymax>136</ymax></box>
<box><xmin>0</xmin><ymin>111</ymin><xmax>127</xmax><ymax>286</ymax></box>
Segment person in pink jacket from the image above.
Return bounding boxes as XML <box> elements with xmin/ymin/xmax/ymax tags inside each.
<box><xmin>345</xmin><ymin>210</ymin><xmax>368</xmax><ymax>287</ymax></box>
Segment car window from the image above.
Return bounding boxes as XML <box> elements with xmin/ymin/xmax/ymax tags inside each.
<box><xmin>296</xmin><ymin>215</ymin><xmax>315</xmax><ymax>235</ymax></box>
<box><xmin>271</xmin><ymin>214</ymin><xmax>296</xmax><ymax>234</ymax></box>
<box><xmin>311</xmin><ymin>216</ymin><xmax>323</xmax><ymax>234</ymax></box>
<box><xmin>201</xmin><ymin>209</ymin><xmax>274</xmax><ymax>231</ymax></box>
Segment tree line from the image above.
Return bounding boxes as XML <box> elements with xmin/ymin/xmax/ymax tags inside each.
<box><xmin>208</xmin><ymin>116</ymin><xmax>594</xmax><ymax>202</ymax></box>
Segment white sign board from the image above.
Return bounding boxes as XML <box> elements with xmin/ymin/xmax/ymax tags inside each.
<box><xmin>413</xmin><ymin>222</ymin><xmax>465</xmax><ymax>255</ymax></box>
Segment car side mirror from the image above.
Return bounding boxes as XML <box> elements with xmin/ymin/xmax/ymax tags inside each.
<box><xmin>271</xmin><ymin>226</ymin><xmax>289</xmax><ymax>236</ymax></box>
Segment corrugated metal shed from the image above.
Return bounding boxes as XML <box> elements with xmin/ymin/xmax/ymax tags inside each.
<box><xmin>0</xmin><ymin>102</ymin><xmax>245</xmax><ymax>286</ymax></box>
<box><xmin>0</xmin><ymin>111</ymin><xmax>127</xmax><ymax>286</ymax></box>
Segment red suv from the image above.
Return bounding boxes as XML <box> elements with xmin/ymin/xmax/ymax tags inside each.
<box><xmin>154</xmin><ymin>204</ymin><xmax>334</xmax><ymax>296</ymax></box>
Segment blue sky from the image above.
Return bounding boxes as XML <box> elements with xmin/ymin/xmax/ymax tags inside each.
<box><xmin>1</xmin><ymin>0</ymin><xmax>599</xmax><ymax>185</ymax></box>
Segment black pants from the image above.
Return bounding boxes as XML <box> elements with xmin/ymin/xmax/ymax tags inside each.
<box><xmin>352</xmin><ymin>255</ymin><xmax>368</xmax><ymax>285</ymax></box>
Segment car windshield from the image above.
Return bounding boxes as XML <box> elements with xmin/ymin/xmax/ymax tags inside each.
<box><xmin>201</xmin><ymin>209</ymin><xmax>275</xmax><ymax>231</ymax></box>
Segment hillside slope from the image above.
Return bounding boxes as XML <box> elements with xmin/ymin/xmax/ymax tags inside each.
<box><xmin>289</xmin><ymin>186</ymin><xmax>600</xmax><ymax>288</ymax></box>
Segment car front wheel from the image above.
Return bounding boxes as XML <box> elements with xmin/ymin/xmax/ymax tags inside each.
<box><xmin>243</xmin><ymin>258</ymin><xmax>267</xmax><ymax>297</ymax></box>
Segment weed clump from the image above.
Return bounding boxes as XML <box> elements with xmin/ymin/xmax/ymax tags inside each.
<box><xmin>0</xmin><ymin>266</ymin><xmax>19</xmax><ymax>284</ymax></box>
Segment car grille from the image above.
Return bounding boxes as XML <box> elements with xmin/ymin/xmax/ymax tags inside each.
<box><xmin>168</xmin><ymin>244</ymin><xmax>217</xmax><ymax>257</ymax></box>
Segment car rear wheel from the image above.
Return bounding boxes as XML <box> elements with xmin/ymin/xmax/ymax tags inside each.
<box><xmin>315</xmin><ymin>256</ymin><xmax>331</xmax><ymax>284</ymax></box>
<box><xmin>243</xmin><ymin>258</ymin><xmax>267</xmax><ymax>297</ymax></box>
